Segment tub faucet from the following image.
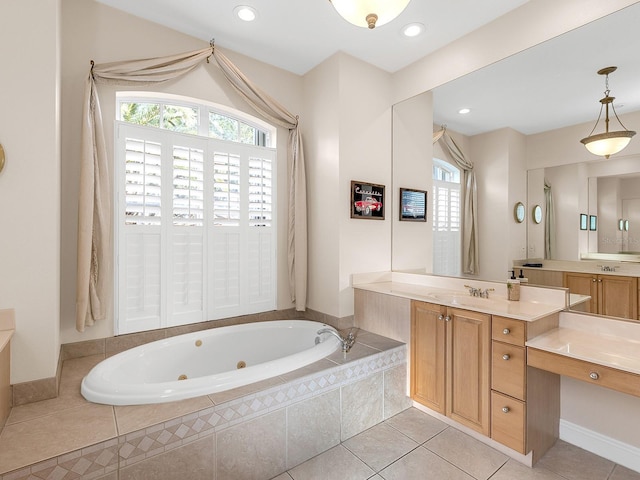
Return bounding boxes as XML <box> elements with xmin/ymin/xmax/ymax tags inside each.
<box><xmin>317</xmin><ymin>328</ymin><xmax>356</xmax><ymax>353</ymax></box>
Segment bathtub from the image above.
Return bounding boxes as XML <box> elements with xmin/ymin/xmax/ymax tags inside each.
<box><xmin>81</xmin><ymin>320</ymin><xmax>341</xmax><ymax>406</ymax></box>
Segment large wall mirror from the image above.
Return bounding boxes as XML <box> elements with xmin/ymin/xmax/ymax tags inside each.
<box><xmin>391</xmin><ymin>3</ymin><xmax>640</xmax><ymax>282</ymax></box>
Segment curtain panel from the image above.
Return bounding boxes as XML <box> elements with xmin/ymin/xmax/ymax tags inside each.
<box><xmin>76</xmin><ymin>46</ymin><xmax>308</xmax><ymax>331</ymax></box>
<box><xmin>433</xmin><ymin>127</ymin><xmax>479</xmax><ymax>275</ymax></box>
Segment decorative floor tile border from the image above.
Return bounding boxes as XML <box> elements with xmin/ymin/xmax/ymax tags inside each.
<box><xmin>1</xmin><ymin>345</ymin><xmax>406</xmax><ymax>479</ymax></box>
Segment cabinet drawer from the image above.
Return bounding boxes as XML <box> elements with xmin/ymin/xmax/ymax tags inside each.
<box><xmin>492</xmin><ymin>316</ymin><xmax>525</xmax><ymax>346</ymax></box>
<box><xmin>492</xmin><ymin>341</ymin><xmax>525</xmax><ymax>400</ymax></box>
<box><xmin>491</xmin><ymin>391</ymin><xmax>526</xmax><ymax>454</ymax></box>
<box><xmin>527</xmin><ymin>348</ymin><xmax>640</xmax><ymax>398</ymax></box>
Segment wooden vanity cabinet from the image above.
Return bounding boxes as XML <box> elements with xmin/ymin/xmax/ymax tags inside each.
<box><xmin>563</xmin><ymin>272</ymin><xmax>638</xmax><ymax>320</ymax></box>
<box><xmin>490</xmin><ymin>315</ymin><xmax>560</xmax><ymax>462</ymax></box>
<box><xmin>411</xmin><ymin>301</ymin><xmax>491</xmax><ymax>436</ymax></box>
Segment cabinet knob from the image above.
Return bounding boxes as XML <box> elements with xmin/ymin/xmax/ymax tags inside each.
<box><xmin>502</xmin><ymin>406</ymin><xmax>510</xmax><ymax>413</ymax></box>
<box><xmin>444</xmin><ymin>315</ymin><xmax>451</xmax><ymax>322</ymax></box>
<box><xmin>592</xmin><ymin>278</ymin><xmax>597</xmax><ymax>282</ymax></box>
<box><xmin>589</xmin><ymin>371</ymin><xmax>600</xmax><ymax>380</ymax></box>
<box><xmin>502</xmin><ymin>328</ymin><xmax>510</xmax><ymax>335</ymax></box>
<box><xmin>438</xmin><ymin>314</ymin><xmax>444</xmax><ymax>321</ymax></box>
<box><xmin>598</xmin><ymin>279</ymin><xmax>602</xmax><ymax>283</ymax></box>
<box><xmin>502</xmin><ymin>354</ymin><xmax>510</xmax><ymax>361</ymax></box>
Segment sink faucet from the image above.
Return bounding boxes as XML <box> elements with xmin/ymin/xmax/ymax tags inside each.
<box><xmin>464</xmin><ymin>285</ymin><xmax>495</xmax><ymax>298</ymax></box>
<box><xmin>317</xmin><ymin>328</ymin><xmax>356</xmax><ymax>353</ymax></box>
<box><xmin>597</xmin><ymin>265</ymin><xmax>617</xmax><ymax>272</ymax></box>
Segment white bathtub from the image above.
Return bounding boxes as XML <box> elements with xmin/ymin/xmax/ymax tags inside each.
<box><xmin>81</xmin><ymin>320</ymin><xmax>341</xmax><ymax>406</ymax></box>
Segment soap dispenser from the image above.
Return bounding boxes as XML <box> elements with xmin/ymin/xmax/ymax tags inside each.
<box><xmin>518</xmin><ymin>269</ymin><xmax>528</xmax><ymax>284</ymax></box>
<box><xmin>507</xmin><ymin>271</ymin><xmax>520</xmax><ymax>301</ymax></box>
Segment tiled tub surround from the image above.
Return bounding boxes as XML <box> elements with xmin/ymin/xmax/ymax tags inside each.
<box><xmin>11</xmin><ymin>308</ymin><xmax>356</xmax><ymax>407</ymax></box>
<box><xmin>0</xmin><ymin>330</ymin><xmax>410</xmax><ymax>479</ymax></box>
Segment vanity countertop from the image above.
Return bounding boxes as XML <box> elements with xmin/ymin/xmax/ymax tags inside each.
<box><xmin>516</xmin><ymin>259</ymin><xmax>640</xmax><ymax>278</ymax></box>
<box><xmin>526</xmin><ymin>311</ymin><xmax>640</xmax><ymax>384</ymax></box>
<box><xmin>353</xmin><ymin>280</ymin><xmax>565</xmax><ymax>322</ymax></box>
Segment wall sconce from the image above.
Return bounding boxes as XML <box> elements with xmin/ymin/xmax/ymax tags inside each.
<box><xmin>625</xmin><ymin>220</ymin><xmax>630</xmax><ymax>231</ymax></box>
<box><xmin>619</xmin><ymin>219</ymin><xmax>624</xmax><ymax>231</ymax></box>
<box><xmin>580</xmin><ymin>67</ymin><xmax>636</xmax><ymax>158</ymax></box>
<box><xmin>329</xmin><ymin>0</ymin><xmax>411</xmax><ymax>29</ymax></box>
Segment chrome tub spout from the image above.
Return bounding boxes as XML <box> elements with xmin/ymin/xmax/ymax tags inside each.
<box><xmin>317</xmin><ymin>328</ymin><xmax>356</xmax><ymax>353</ymax></box>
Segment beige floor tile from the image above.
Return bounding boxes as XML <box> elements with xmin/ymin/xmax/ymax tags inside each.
<box><xmin>114</xmin><ymin>395</ymin><xmax>214</xmax><ymax>434</ymax></box>
<box><xmin>343</xmin><ymin>423</ymin><xmax>418</xmax><ymax>472</ymax></box>
<box><xmin>610</xmin><ymin>465</ymin><xmax>640</xmax><ymax>479</ymax></box>
<box><xmin>536</xmin><ymin>440</ymin><xmax>616</xmax><ymax>480</ymax></box>
<box><xmin>489</xmin><ymin>459</ymin><xmax>568</xmax><ymax>480</ymax></box>
<box><xmin>0</xmin><ymin>403</ymin><xmax>116</xmax><ymax>474</ymax></box>
<box><xmin>424</xmin><ymin>427</ymin><xmax>508</xmax><ymax>480</ymax></box>
<box><xmin>288</xmin><ymin>445</ymin><xmax>374</xmax><ymax>480</ymax></box>
<box><xmin>7</xmin><ymin>354</ymin><xmax>104</xmax><ymax>425</ymax></box>
<box><xmin>378</xmin><ymin>445</ymin><xmax>474</xmax><ymax>480</ymax></box>
<box><xmin>384</xmin><ymin>407</ymin><xmax>447</xmax><ymax>443</ymax></box>
<box><xmin>271</xmin><ymin>474</ymin><xmax>294</xmax><ymax>480</ymax></box>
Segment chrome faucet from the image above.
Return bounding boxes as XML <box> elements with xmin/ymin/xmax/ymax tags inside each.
<box><xmin>464</xmin><ymin>285</ymin><xmax>495</xmax><ymax>298</ymax></box>
<box><xmin>317</xmin><ymin>328</ymin><xmax>356</xmax><ymax>353</ymax></box>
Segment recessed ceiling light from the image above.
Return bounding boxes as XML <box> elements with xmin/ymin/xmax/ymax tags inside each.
<box><xmin>234</xmin><ymin>5</ymin><xmax>257</xmax><ymax>22</ymax></box>
<box><xmin>402</xmin><ymin>23</ymin><xmax>425</xmax><ymax>37</ymax></box>
<box><xmin>458</xmin><ymin>108</ymin><xmax>471</xmax><ymax>115</ymax></box>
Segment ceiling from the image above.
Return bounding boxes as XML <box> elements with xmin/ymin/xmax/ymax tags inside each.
<box><xmin>94</xmin><ymin>0</ymin><xmax>640</xmax><ymax>137</ymax></box>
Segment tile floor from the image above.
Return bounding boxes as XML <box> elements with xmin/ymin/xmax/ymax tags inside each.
<box><xmin>273</xmin><ymin>407</ymin><xmax>640</xmax><ymax>480</ymax></box>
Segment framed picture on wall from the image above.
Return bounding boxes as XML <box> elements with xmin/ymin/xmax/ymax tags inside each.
<box><xmin>580</xmin><ymin>214</ymin><xmax>588</xmax><ymax>230</ymax></box>
<box><xmin>351</xmin><ymin>181</ymin><xmax>385</xmax><ymax>220</ymax></box>
<box><xmin>399</xmin><ymin>188</ymin><xmax>427</xmax><ymax>222</ymax></box>
<box><xmin>589</xmin><ymin>215</ymin><xmax>597</xmax><ymax>231</ymax></box>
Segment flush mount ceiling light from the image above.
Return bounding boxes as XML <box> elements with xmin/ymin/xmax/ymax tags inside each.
<box><xmin>234</xmin><ymin>5</ymin><xmax>257</xmax><ymax>22</ymax></box>
<box><xmin>458</xmin><ymin>108</ymin><xmax>471</xmax><ymax>115</ymax></box>
<box><xmin>580</xmin><ymin>66</ymin><xmax>636</xmax><ymax>158</ymax></box>
<box><xmin>402</xmin><ymin>22</ymin><xmax>424</xmax><ymax>37</ymax></box>
<box><xmin>330</xmin><ymin>0</ymin><xmax>411</xmax><ymax>29</ymax></box>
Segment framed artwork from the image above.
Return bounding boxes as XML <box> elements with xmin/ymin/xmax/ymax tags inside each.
<box><xmin>580</xmin><ymin>214</ymin><xmax>588</xmax><ymax>230</ymax></box>
<box><xmin>589</xmin><ymin>215</ymin><xmax>597</xmax><ymax>231</ymax></box>
<box><xmin>399</xmin><ymin>188</ymin><xmax>427</xmax><ymax>222</ymax></box>
<box><xmin>350</xmin><ymin>181</ymin><xmax>385</xmax><ymax>220</ymax></box>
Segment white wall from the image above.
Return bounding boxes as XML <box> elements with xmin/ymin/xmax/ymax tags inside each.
<box><xmin>303</xmin><ymin>55</ymin><xmax>341</xmax><ymax>317</ymax></box>
<box><xmin>337</xmin><ymin>54</ymin><xmax>393</xmax><ymax>318</ymax></box>
<box><xmin>0</xmin><ymin>0</ymin><xmax>61</xmax><ymax>383</ymax></box>
<box><xmin>392</xmin><ymin>93</ymin><xmax>433</xmax><ymax>272</ymax></box>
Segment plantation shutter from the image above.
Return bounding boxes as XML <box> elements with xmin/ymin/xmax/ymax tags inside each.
<box><xmin>116</xmin><ymin>123</ymin><xmax>276</xmax><ymax>334</ymax></box>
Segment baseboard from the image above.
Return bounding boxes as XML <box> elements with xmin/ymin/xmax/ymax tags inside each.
<box><xmin>560</xmin><ymin>419</ymin><xmax>640</xmax><ymax>473</ymax></box>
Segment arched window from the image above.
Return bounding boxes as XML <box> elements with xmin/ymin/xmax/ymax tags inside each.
<box><xmin>115</xmin><ymin>93</ymin><xmax>277</xmax><ymax>334</ymax></box>
<box><xmin>432</xmin><ymin>158</ymin><xmax>461</xmax><ymax>276</ymax></box>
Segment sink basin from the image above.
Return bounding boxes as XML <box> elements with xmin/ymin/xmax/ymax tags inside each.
<box><xmin>427</xmin><ymin>293</ymin><xmax>503</xmax><ymax>309</ymax></box>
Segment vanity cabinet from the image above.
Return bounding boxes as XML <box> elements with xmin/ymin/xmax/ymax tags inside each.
<box><xmin>490</xmin><ymin>315</ymin><xmax>560</xmax><ymax>461</ymax></box>
<box><xmin>411</xmin><ymin>301</ymin><xmax>491</xmax><ymax>436</ymax></box>
<box><xmin>563</xmin><ymin>272</ymin><xmax>638</xmax><ymax>320</ymax></box>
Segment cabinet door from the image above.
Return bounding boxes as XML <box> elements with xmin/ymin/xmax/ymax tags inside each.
<box><xmin>563</xmin><ymin>272</ymin><xmax>597</xmax><ymax>313</ymax></box>
<box><xmin>446</xmin><ymin>307</ymin><xmax>491</xmax><ymax>436</ymax></box>
<box><xmin>598</xmin><ymin>275</ymin><xmax>638</xmax><ymax>319</ymax></box>
<box><xmin>411</xmin><ymin>301</ymin><xmax>446</xmax><ymax>414</ymax></box>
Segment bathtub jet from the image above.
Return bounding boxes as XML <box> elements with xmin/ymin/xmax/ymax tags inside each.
<box><xmin>81</xmin><ymin>320</ymin><xmax>341</xmax><ymax>406</ymax></box>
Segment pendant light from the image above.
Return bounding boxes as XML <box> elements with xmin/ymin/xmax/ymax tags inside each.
<box><xmin>580</xmin><ymin>66</ymin><xmax>636</xmax><ymax>158</ymax></box>
<box><xmin>329</xmin><ymin>0</ymin><xmax>411</xmax><ymax>29</ymax></box>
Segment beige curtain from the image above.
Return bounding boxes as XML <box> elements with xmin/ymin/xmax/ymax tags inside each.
<box><xmin>76</xmin><ymin>46</ymin><xmax>308</xmax><ymax>331</ymax></box>
<box><xmin>433</xmin><ymin>127</ymin><xmax>479</xmax><ymax>275</ymax></box>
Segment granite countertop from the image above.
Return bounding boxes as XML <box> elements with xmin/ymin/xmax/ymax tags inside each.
<box><xmin>354</xmin><ymin>281</ymin><xmax>565</xmax><ymax>322</ymax></box>
<box><xmin>526</xmin><ymin>312</ymin><xmax>640</xmax><ymax>375</ymax></box>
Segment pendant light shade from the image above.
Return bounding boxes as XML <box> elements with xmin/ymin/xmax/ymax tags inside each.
<box><xmin>580</xmin><ymin>66</ymin><xmax>636</xmax><ymax>159</ymax></box>
<box><xmin>330</xmin><ymin>0</ymin><xmax>411</xmax><ymax>29</ymax></box>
